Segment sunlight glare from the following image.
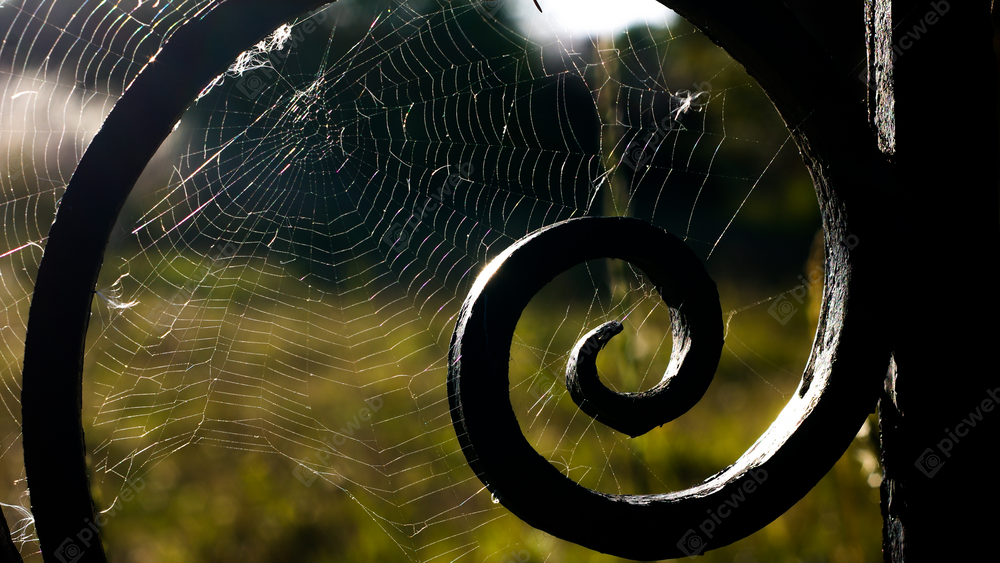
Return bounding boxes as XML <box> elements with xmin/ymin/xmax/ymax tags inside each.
<box><xmin>509</xmin><ymin>0</ymin><xmax>677</xmax><ymax>36</ymax></box>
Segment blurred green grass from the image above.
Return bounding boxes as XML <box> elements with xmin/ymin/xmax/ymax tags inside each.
<box><xmin>69</xmin><ymin>239</ymin><xmax>882</xmax><ymax>563</ymax></box>
<box><xmin>0</xmin><ymin>5</ymin><xmax>884</xmax><ymax>562</ymax></box>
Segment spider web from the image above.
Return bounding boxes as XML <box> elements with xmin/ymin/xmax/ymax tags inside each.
<box><xmin>0</xmin><ymin>1</ymin><xmax>882</xmax><ymax>561</ymax></box>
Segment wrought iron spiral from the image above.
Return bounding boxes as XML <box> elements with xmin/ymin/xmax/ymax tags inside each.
<box><xmin>445</xmin><ymin>212</ymin><xmax>855</xmax><ymax>560</ymax></box>
<box><xmin>448</xmin><ymin>216</ymin><xmax>733</xmax><ymax>558</ymax></box>
<box><xmin>445</xmin><ymin>0</ymin><xmax>891</xmax><ymax>559</ymax></box>
<box><xmin>449</xmin><ymin>216</ymin><xmax>725</xmax><ymax>443</ymax></box>
<box><xmin>446</xmin><ymin>212</ymin><xmax>884</xmax><ymax>560</ymax></box>
<box><xmin>18</xmin><ymin>0</ymin><xmax>889</xmax><ymax>561</ymax></box>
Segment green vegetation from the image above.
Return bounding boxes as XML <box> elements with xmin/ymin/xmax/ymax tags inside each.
<box><xmin>0</xmin><ymin>3</ymin><xmax>882</xmax><ymax>562</ymax></box>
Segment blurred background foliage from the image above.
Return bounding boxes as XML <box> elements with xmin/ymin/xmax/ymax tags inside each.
<box><xmin>0</xmin><ymin>1</ymin><xmax>882</xmax><ymax>562</ymax></box>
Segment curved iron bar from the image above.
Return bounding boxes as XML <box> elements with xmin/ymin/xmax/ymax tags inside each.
<box><xmin>20</xmin><ymin>2</ymin><xmax>331</xmax><ymax>561</ymax></box>
<box><xmin>560</xmin><ymin>224</ymin><xmax>724</xmax><ymax>438</ymax></box>
<box><xmin>446</xmin><ymin>0</ymin><xmax>893</xmax><ymax>560</ymax></box>
<box><xmin>17</xmin><ymin>0</ymin><xmax>892</xmax><ymax>561</ymax></box>
<box><xmin>0</xmin><ymin>511</ymin><xmax>22</xmax><ymax>563</ymax></box>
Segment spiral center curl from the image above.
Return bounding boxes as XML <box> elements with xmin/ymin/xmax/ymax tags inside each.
<box><xmin>447</xmin><ymin>216</ymin><xmax>725</xmax><ymax>559</ymax></box>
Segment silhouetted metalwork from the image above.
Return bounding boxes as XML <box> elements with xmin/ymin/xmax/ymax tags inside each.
<box><xmin>16</xmin><ymin>0</ymin><xmax>996</xmax><ymax>561</ymax></box>
<box><xmin>16</xmin><ymin>0</ymin><xmax>888</xmax><ymax>558</ymax></box>
<box><xmin>448</xmin><ymin>216</ymin><xmax>731</xmax><ymax>558</ymax></box>
<box><xmin>0</xmin><ymin>514</ymin><xmax>22</xmax><ymax>563</ymax></box>
<box><xmin>445</xmin><ymin>0</ymin><xmax>895</xmax><ymax>556</ymax></box>
<box><xmin>19</xmin><ymin>2</ymin><xmax>330</xmax><ymax>562</ymax></box>
<box><xmin>18</xmin><ymin>0</ymin><xmax>890</xmax><ymax>558</ymax></box>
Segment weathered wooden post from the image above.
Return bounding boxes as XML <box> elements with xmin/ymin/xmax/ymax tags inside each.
<box><xmin>871</xmin><ymin>1</ymin><xmax>999</xmax><ymax>560</ymax></box>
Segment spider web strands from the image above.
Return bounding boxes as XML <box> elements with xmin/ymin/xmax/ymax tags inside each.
<box><xmin>0</xmin><ymin>0</ymin><xmax>232</xmax><ymax>553</ymax></box>
<box><xmin>708</xmin><ymin>134</ymin><xmax>793</xmax><ymax>258</ymax></box>
<box><xmin>0</xmin><ymin>0</ymin><xmax>860</xmax><ymax>561</ymax></box>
